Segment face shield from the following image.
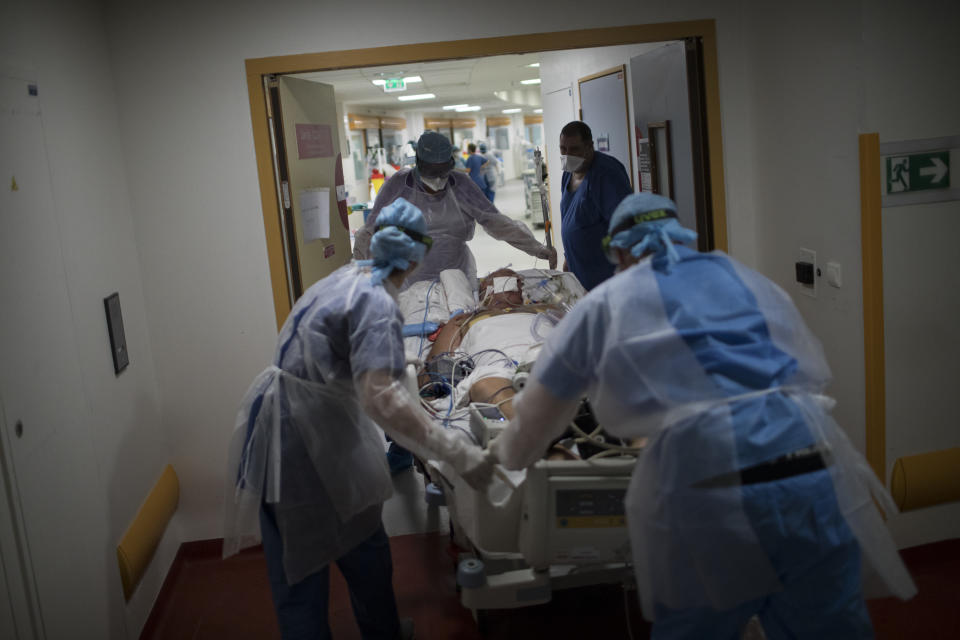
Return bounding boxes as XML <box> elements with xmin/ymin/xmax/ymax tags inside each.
<box><xmin>415</xmin><ymin>158</ymin><xmax>455</xmax><ymax>191</ymax></box>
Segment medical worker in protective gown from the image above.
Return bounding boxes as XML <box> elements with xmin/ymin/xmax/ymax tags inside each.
<box><xmin>353</xmin><ymin>131</ymin><xmax>556</xmax><ymax>287</ymax></box>
<box><xmin>490</xmin><ymin>193</ymin><xmax>916</xmax><ymax>639</ymax></box>
<box><xmin>224</xmin><ymin>198</ymin><xmax>493</xmax><ymax>639</ymax></box>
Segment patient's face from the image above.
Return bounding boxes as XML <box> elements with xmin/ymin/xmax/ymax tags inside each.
<box><xmin>480</xmin><ymin>269</ymin><xmax>523</xmax><ymax>309</ymax></box>
<box><xmin>486</xmin><ymin>290</ymin><xmax>523</xmax><ymax>309</ymax></box>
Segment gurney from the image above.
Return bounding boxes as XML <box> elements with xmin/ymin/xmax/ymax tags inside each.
<box><xmin>395</xmin><ymin>270</ymin><xmax>640</xmax><ymax>621</ymax></box>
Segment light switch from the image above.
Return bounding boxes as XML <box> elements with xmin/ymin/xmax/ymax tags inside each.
<box><xmin>796</xmin><ymin>248</ymin><xmax>817</xmax><ymax>298</ymax></box>
<box><xmin>826</xmin><ymin>262</ymin><xmax>842</xmax><ymax>288</ymax></box>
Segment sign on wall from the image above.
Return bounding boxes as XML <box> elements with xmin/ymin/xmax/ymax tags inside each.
<box><xmin>885</xmin><ymin>151</ymin><xmax>950</xmax><ymax>194</ymax></box>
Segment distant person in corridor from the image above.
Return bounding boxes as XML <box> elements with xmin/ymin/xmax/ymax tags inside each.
<box><xmin>558</xmin><ymin>120</ymin><xmax>632</xmax><ymax>290</ymax></box>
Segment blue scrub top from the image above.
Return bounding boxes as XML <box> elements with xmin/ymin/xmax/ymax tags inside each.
<box><xmin>560</xmin><ymin>151</ymin><xmax>632</xmax><ymax>290</ymax></box>
<box><xmin>465</xmin><ymin>153</ymin><xmax>488</xmax><ymax>190</ymax></box>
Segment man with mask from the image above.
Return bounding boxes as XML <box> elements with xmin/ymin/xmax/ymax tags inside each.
<box><xmin>558</xmin><ymin>120</ymin><xmax>632</xmax><ymax>290</ymax></box>
<box><xmin>224</xmin><ymin>198</ymin><xmax>494</xmax><ymax>639</ymax></box>
<box><xmin>354</xmin><ymin>131</ymin><xmax>556</xmax><ymax>287</ymax></box>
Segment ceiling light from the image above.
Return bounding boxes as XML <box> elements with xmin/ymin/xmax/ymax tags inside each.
<box><xmin>520</xmin><ymin>78</ymin><xmax>541</xmax><ymax>85</ymax></box>
<box><xmin>534</xmin><ymin>108</ymin><xmax>543</xmax><ymax>113</ymax></box>
<box><xmin>456</xmin><ymin>105</ymin><xmax>481</xmax><ymax>112</ymax></box>
<box><xmin>403</xmin><ymin>75</ymin><xmax>422</xmax><ymax>83</ymax></box>
<box><xmin>527</xmin><ymin>62</ymin><xmax>540</xmax><ymax>68</ymax></box>
<box><xmin>371</xmin><ymin>79</ymin><xmax>386</xmax><ymax>86</ymax></box>
<box><xmin>397</xmin><ymin>93</ymin><xmax>435</xmax><ymax>101</ymax></box>
<box><xmin>502</xmin><ymin>108</ymin><xmax>521</xmax><ymax>114</ymax></box>
<box><xmin>443</xmin><ymin>104</ymin><xmax>468</xmax><ymax>110</ymax></box>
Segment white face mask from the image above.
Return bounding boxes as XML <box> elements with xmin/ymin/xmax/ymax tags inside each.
<box><xmin>420</xmin><ymin>174</ymin><xmax>448</xmax><ymax>191</ymax></box>
<box><xmin>561</xmin><ymin>154</ymin><xmax>585</xmax><ymax>173</ymax></box>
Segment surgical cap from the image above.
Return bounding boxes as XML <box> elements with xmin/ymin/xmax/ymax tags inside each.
<box><xmin>367</xmin><ymin>197</ymin><xmax>429</xmax><ymax>285</ymax></box>
<box><xmin>478</xmin><ymin>142</ymin><xmax>488</xmax><ymax>153</ymax></box>
<box><xmin>607</xmin><ymin>193</ymin><xmax>697</xmax><ymax>266</ymax></box>
<box><xmin>416</xmin><ymin>132</ymin><xmax>453</xmax><ymax>164</ymax></box>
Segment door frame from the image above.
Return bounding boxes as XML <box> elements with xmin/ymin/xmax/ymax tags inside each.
<box><xmin>246</xmin><ymin>20</ymin><xmax>728</xmax><ymax>328</ymax></box>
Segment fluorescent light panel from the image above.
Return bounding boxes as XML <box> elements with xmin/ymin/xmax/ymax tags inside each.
<box><xmin>502</xmin><ymin>108</ymin><xmax>521</xmax><ymax>113</ymax></box>
<box><xmin>443</xmin><ymin>104</ymin><xmax>468</xmax><ymax>110</ymax></box>
<box><xmin>521</xmin><ymin>78</ymin><xmax>541</xmax><ymax>85</ymax></box>
<box><xmin>371</xmin><ymin>79</ymin><xmax>386</xmax><ymax>86</ymax></box>
<box><xmin>397</xmin><ymin>93</ymin><xmax>435</xmax><ymax>101</ymax></box>
<box><xmin>534</xmin><ymin>108</ymin><xmax>543</xmax><ymax>113</ymax></box>
<box><xmin>456</xmin><ymin>105</ymin><xmax>481</xmax><ymax>112</ymax></box>
<box><xmin>527</xmin><ymin>62</ymin><xmax>540</xmax><ymax>68</ymax></box>
<box><xmin>403</xmin><ymin>75</ymin><xmax>422</xmax><ymax>83</ymax></box>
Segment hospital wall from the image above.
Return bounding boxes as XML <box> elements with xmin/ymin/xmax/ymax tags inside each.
<box><xmin>1</xmin><ymin>0</ymin><xmax>180</xmax><ymax>637</ymax></box>
<box><xmin>4</xmin><ymin>0</ymin><xmax>957</xmax><ymax>635</ymax></box>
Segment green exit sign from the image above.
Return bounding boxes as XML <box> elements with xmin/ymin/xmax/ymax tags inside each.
<box><xmin>886</xmin><ymin>151</ymin><xmax>950</xmax><ymax>194</ymax></box>
<box><xmin>383</xmin><ymin>78</ymin><xmax>406</xmax><ymax>93</ymax></box>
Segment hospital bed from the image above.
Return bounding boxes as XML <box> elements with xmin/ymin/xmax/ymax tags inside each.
<box><xmin>395</xmin><ymin>270</ymin><xmax>639</xmax><ymax>621</ymax></box>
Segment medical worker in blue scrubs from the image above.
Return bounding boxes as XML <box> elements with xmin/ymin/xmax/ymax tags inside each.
<box><xmin>224</xmin><ymin>198</ymin><xmax>494</xmax><ymax>639</ymax></box>
<box><xmin>558</xmin><ymin>120</ymin><xmax>632</xmax><ymax>290</ymax></box>
<box><xmin>491</xmin><ymin>193</ymin><xmax>915</xmax><ymax>639</ymax></box>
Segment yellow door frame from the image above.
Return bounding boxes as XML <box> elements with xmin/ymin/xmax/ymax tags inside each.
<box><xmin>859</xmin><ymin>133</ymin><xmax>885</xmax><ymax>483</ymax></box>
<box><xmin>245</xmin><ymin>20</ymin><xmax>728</xmax><ymax>328</ymax></box>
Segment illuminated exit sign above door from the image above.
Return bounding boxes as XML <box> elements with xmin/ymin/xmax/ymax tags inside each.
<box><xmin>885</xmin><ymin>151</ymin><xmax>950</xmax><ymax>194</ymax></box>
<box><xmin>383</xmin><ymin>78</ymin><xmax>406</xmax><ymax>93</ymax></box>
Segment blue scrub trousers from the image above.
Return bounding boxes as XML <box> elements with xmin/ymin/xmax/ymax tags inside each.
<box><xmin>482</xmin><ymin>186</ymin><xmax>495</xmax><ymax>202</ymax></box>
<box><xmin>651</xmin><ymin>469</ymin><xmax>874</xmax><ymax>640</ymax></box>
<box><xmin>260</xmin><ymin>506</ymin><xmax>402</xmax><ymax>639</ymax></box>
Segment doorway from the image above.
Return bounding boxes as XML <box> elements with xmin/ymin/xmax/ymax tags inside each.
<box><xmin>246</xmin><ymin>21</ymin><xmax>727</xmax><ymax>327</ymax></box>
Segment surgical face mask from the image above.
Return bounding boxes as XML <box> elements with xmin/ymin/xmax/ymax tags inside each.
<box><xmin>561</xmin><ymin>154</ymin><xmax>585</xmax><ymax>173</ymax></box>
<box><xmin>419</xmin><ymin>173</ymin><xmax>449</xmax><ymax>191</ymax></box>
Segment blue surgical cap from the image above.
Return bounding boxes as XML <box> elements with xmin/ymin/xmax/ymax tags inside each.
<box><xmin>478</xmin><ymin>142</ymin><xmax>488</xmax><ymax>152</ymax></box>
<box><xmin>366</xmin><ymin>197</ymin><xmax>429</xmax><ymax>285</ymax></box>
<box><xmin>416</xmin><ymin>132</ymin><xmax>453</xmax><ymax>164</ymax></box>
<box><xmin>607</xmin><ymin>193</ymin><xmax>697</xmax><ymax>267</ymax></box>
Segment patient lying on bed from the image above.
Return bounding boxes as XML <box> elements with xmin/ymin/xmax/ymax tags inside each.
<box><xmin>419</xmin><ymin>268</ymin><xmax>563</xmax><ymax>419</ymax></box>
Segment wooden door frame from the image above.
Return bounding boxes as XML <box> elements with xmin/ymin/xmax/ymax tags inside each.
<box><xmin>246</xmin><ymin>20</ymin><xmax>728</xmax><ymax>328</ymax></box>
<box><xmin>859</xmin><ymin>133</ymin><xmax>885</xmax><ymax>483</ymax></box>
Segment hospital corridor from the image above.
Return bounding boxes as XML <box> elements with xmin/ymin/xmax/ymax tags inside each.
<box><xmin>2</xmin><ymin>2</ymin><xmax>959</xmax><ymax>640</ymax></box>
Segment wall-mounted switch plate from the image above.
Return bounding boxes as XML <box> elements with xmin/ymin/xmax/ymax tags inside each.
<box><xmin>796</xmin><ymin>248</ymin><xmax>817</xmax><ymax>298</ymax></box>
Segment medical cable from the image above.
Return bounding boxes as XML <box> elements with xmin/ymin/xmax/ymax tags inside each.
<box><xmin>417</xmin><ymin>278</ymin><xmax>440</xmax><ymax>359</ymax></box>
<box><xmin>568</xmin><ymin>421</ymin><xmax>645</xmax><ymax>456</ymax></box>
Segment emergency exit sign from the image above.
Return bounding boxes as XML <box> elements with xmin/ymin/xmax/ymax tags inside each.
<box><xmin>383</xmin><ymin>78</ymin><xmax>406</xmax><ymax>93</ymax></box>
<box><xmin>885</xmin><ymin>151</ymin><xmax>950</xmax><ymax>194</ymax></box>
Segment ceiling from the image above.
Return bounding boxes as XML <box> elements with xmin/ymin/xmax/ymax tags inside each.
<box><xmin>290</xmin><ymin>52</ymin><xmax>543</xmax><ymax>117</ymax></box>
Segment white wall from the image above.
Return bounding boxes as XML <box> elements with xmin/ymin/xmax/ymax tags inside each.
<box><xmin>90</xmin><ymin>0</ymin><xmax>958</xmax><ymax>554</ymax></box>
<box><xmin>2</xmin><ymin>0</ymin><xmax>178</xmax><ymax>637</ymax></box>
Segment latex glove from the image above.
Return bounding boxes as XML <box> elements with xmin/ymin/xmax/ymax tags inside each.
<box><xmin>456</xmin><ymin>447</ymin><xmax>495</xmax><ymax>492</ymax></box>
<box><xmin>545</xmin><ymin>246</ymin><xmax>558</xmax><ymax>270</ymax></box>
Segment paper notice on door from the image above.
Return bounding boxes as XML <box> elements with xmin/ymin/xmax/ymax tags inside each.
<box><xmin>300</xmin><ymin>188</ymin><xmax>330</xmax><ymax>242</ymax></box>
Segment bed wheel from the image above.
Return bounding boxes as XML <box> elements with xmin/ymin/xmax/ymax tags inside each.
<box><xmin>456</xmin><ymin>557</ymin><xmax>486</xmax><ymax>588</ymax></box>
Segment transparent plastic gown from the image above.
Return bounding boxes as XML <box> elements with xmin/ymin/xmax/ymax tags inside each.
<box><xmin>353</xmin><ymin>169</ymin><xmax>551</xmax><ymax>287</ymax></box>
<box><xmin>491</xmin><ymin>247</ymin><xmax>916</xmax><ymax>619</ymax></box>
<box><xmin>224</xmin><ymin>264</ymin><xmax>490</xmax><ymax>584</ymax></box>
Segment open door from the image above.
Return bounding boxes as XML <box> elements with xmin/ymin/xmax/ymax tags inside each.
<box><xmin>629</xmin><ymin>39</ymin><xmax>713</xmax><ymax>250</ymax></box>
<box><xmin>577</xmin><ymin>66</ymin><xmax>634</xmax><ymax>190</ymax></box>
<box><xmin>270</xmin><ymin>76</ymin><xmax>350</xmax><ymax>302</ymax></box>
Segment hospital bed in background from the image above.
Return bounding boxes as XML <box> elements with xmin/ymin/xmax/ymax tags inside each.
<box><xmin>394</xmin><ymin>271</ymin><xmax>640</xmax><ymax>625</ymax></box>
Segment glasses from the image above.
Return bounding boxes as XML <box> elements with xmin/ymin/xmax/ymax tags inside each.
<box><xmin>378</xmin><ymin>225</ymin><xmax>433</xmax><ymax>252</ymax></box>
<box><xmin>416</xmin><ymin>158</ymin><xmax>455</xmax><ymax>178</ymax></box>
<box><xmin>600</xmin><ymin>209</ymin><xmax>674</xmax><ymax>263</ymax></box>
